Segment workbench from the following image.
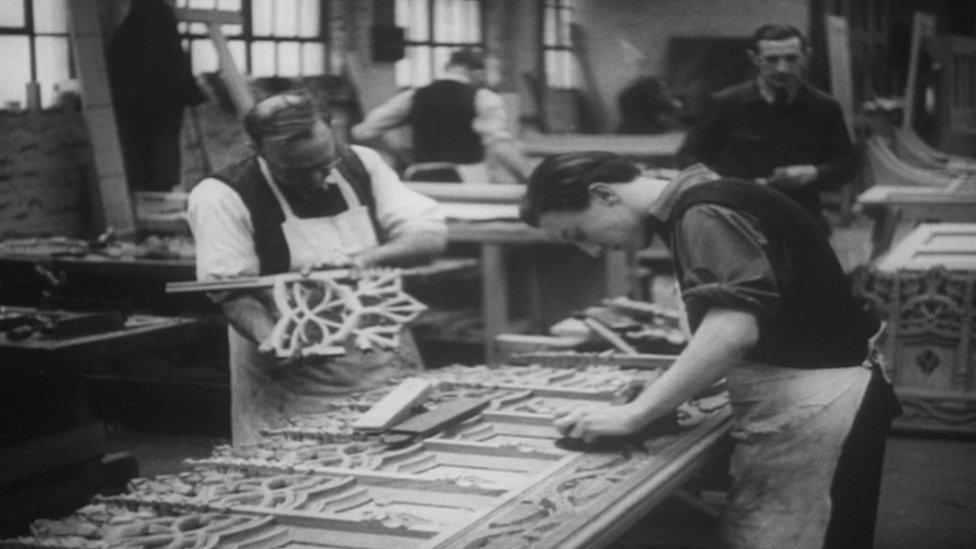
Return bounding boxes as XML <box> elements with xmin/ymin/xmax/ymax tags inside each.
<box><xmin>520</xmin><ymin>132</ymin><xmax>687</xmax><ymax>167</ymax></box>
<box><xmin>445</xmin><ymin>219</ymin><xmax>634</xmax><ymax>362</ymax></box>
<box><xmin>5</xmin><ymin>362</ymin><xmax>732</xmax><ymax>548</ymax></box>
<box><xmin>0</xmin><ymin>307</ymin><xmax>199</xmax><ymax>535</ymax></box>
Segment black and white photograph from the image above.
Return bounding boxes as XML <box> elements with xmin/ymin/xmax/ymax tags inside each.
<box><xmin>1</xmin><ymin>0</ymin><xmax>975</xmax><ymax>547</ymax></box>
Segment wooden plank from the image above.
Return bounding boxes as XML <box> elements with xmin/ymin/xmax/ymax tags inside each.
<box><xmin>353</xmin><ymin>378</ymin><xmax>436</xmax><ymax>431</ymax></box>
<box><xmin>825</xmin><ymin>14</ymin><xmax>856</xmax><ymax>139</ymax></box>
<box><xmin>174</xmin><ymin>7</ymin><xmax>254</xmax><ymax>114</ymax></box>
<box><xmin>66</xmin><ymin>0</ymin><xmax>134</xmax><ymax>232</ymax></box>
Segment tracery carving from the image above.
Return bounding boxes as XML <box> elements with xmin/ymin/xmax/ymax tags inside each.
<box><xmin>897</xmin><ymin>267</ymin><xmax>968</xmax><ymax>341</ymax></box>
<box><xmin>269</xmin><ymin>269</ymin><xmax>426</xmax><ymax>358</ymax></box>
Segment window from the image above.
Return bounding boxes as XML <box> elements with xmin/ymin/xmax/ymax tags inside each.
<box><xmin>542</xmin><ymin>0</ymin><xmax>578</xmax><ymax>89</ymax></box>
<box><xmin>0</xmin><ymin>0</ymin><xmax>73</xmax><ymax>110</ymax></box>
<box><xmin>176</xmin><ymin>0</ymin><xmax>327</xmax><ymax>78</ymax></box>
<box><xmin>394</xmin><ymin>0</ymin><xmax>483</xmax><ymax>87</ymax></box>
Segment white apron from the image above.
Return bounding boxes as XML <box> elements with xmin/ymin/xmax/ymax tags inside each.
<box><xmin>720</xmin><ymin>358</ymin><xmax>874</xmax><ymax>549</ymax></box>
<box><xmin>228</xmin><ymin>166</ymin><xmax>423</xmax><ymax>445</ymax></box>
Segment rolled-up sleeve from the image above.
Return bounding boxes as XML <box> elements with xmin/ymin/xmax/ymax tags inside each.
<box><xmin>351</xmin><ymin>89</ymin><xmax>415</xmax><ymax>141</ymax></box>
<box><xmin>672</xmin><ymin>204</ymin><xmax>780</xmax><ymax>329</ymax></box>
<box><xmin>186</xmin><ymin>178</ymin><xmax>259</xmax><ymax>282</ymax></box>
<box><xmin>473</xmin><ymin>88</ymin><xmax>515</xmax><ymax>146</ymax></box>
<box><xmin>354</xmin><ymin>145</ymin><xmax>447</xmax><ymax>240</ymax></box>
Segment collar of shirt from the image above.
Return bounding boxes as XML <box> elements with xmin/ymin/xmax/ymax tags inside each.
<box><xmin>753</xmin><ymin>78</ymin><xmax>809</xmax><ymax>107</ymax></box>
<box><xmin>646</xmin><ymin>163</ymin><xmax>721</xmax><ymax>230</ymax></box>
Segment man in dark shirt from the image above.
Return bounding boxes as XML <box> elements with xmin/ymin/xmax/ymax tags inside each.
<box><xmin>677</xmin><ymin>24</ymin><xmax>856</xmax><ymax>232</ymax></box>
<box><xmin>520</xmin><ymin>151</ymin><xmax>899</xmax><ymax>549</ymax></box>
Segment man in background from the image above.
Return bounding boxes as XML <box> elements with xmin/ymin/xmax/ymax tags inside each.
<box><xmin>352</xmin><ymin>48</ymin><xmax>530</xmax><ymax>183</ymax></box>
<box><xmin>677</xmin><ymin>24</ymin><xmax>856</xmax><ymax>233</ymax></box>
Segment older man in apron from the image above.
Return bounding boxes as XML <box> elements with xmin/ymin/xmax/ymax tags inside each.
<box><xmin>187</xmin><ymin>93</ymin><xmax>447</xmax><ymax>445</ymax></box>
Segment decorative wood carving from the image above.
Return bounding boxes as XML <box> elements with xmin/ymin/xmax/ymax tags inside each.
<box><xmin>853</xmin><ymin>264</ymin><xmax>976</xmax><ymax>434</ymax></box>
<box><xmin>268</xmin><ymin>269</ymin><xmax>426</xmax><ymax>357</ymax></box>
<box><xmin>5</xmin><ymin>362</ymin><xmax>733</xmax><ymax>549</ymax></box>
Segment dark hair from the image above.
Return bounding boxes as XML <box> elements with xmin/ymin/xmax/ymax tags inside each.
<box><xmin>520</xmin><ymin>152</ymin><xmax>641</xmax><ymax>226</ymax></box>
<box><xmin>243</xmin><ymin>91</ymin><xmax>327</xmax><ymax>147</ymax></box>
<box><xmin>448</xmin><ymin>48</ymin><xmax>486</xmax><ymax>70</ymax></box>
<box><xmin>749</xmin><ymin>24</ymin><xmax>809</xmax><ymax>52</ymax></box>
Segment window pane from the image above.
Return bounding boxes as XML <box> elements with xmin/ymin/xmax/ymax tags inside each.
<box><xmin>252</xmin><ymin>0</ymin><xmax>273</xmax><ymax>36</ymax></box>
<box><xmin>218</xmin><ymin>0</ymin><xmax>241</xmax><ymax>10</ymax></box>
<box><xmin>461</xmin><ymin>0</ymin><xmax>480</xmax><ymax>41</ymax></box>
<box><xmin>0</xmin><ymin>36</ymin><xmax>30</xmax><ymax>107</ymax></box>
<box><xmin>301</xmin><ymin>42</ymin><xmax>324</xmax><ymax>75</ymax></box>
<box><xmin>251</xmin><ymin>40</ymin><xmax>276</xmax><ymax>76</ymax></box>
<box><xmin>187</xmin><ymin>0</ymin><xmax>216</xmax><ymax>8</ymax></box>
<box><xmin>228</xmin><ymin>39</ymin><xmax>247</xmax><ymax>74</ymax></box>
<box><xmin>432</xmin><ymin>46</ymin><xmax>452</xmax><ymax>79</ymax></box>
<box><xmin>277</xmin><ymin>41</ymin><xmax>300</xmax><ymax>76</ymax></box>
<box><xmin>191</xmin><ymin>39</ymin><xmax>219</xmax><ymax>73</ymax></box>
<box><xmin>33</xmin><ymin>0</ymin><xmax>68</xmax><ymax>33</ymax></box>
<box><xmin>397</xmin><ymin>0</ymin><xmax>429</xmax><ymax>42</ymax></box>
<box><xmin>297</xmin><ymin>0</ymin><xmax>319</xmax><ymax>38</ymax></box>
<box><xmin>35</xmin><ymin>36</ymin><xmax>71</xmax><ymax>108</ymax></box>
<box><xmin>0</xmin><ymin>0</ymin><xmax>25</xmax><ymax>28</ymax></box>
<box><xmin>273</xmin><ymin>0</ymin><xmax>298</xmax><ymax>38</ymax></box>
<box><xmin>220</xmin><ymin>23</ymin><xmax>243</xmax><ymax>37</ymax></box>
<box><xmin>396</xmin><ymin>45</ymin><xmax>431</xmax><ymax>87</ymax></box>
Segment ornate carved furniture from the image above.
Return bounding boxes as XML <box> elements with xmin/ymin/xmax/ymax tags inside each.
<box><xmin>853</xmin><ymin>224</ymin><xmax>976</xmax><ymax>435</ymax></box>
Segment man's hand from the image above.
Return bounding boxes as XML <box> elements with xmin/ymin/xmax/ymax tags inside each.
<box><xmin>553</xmin><ymin>404</ymin><xmax>647</xmax><ymax>444</ymax></box>
<box><xmin>299</xmin><ymin>254</ymin><xmax>358</xmax><ymax>277</ymax></box>
<box><xmin>767</xmin><ymin>164</ymin><xmax>818</xmax><ymax>188</ymax></box>
<box><xmin>257</xmin><ymin>337</ymin><xmax>303</xmax><ymax>368</ymax></box>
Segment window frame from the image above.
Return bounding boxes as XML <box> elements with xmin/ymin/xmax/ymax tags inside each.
<box><xmin>175</xmin><ymin>0</ymin><xmax>332</xmax><ymax>78</ymax></box>
<box><xmin>0</xmin><ymin>0</ymin><xmax>74</xmax><ymax>109</ymax></box>
<box><xmin>540</xmin><ymin>0</ymin><xmax>578</xmax><ymax>90</ymax></box>
<box><xmin>394</xmin><ymin>0</ymin><xmax>486</xmax><ymax>88</ymax></box>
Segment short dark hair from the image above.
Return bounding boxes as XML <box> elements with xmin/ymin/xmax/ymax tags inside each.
<box><xmin>749</xmin><ymin>24</ymin><xmax>809</xmax><ymax>52</ymax></box>
<box><xmin>448</xmin><ymin>48</ymin><xmax>486</xmax><ymax>70</ymax></box>
<box><xmin>520</xmin><ymin>152</ymin><xmax>641</xmax><ymax>226</ymax></box>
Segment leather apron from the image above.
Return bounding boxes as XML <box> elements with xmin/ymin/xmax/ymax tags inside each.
<box><xmin>720</xmin><ymin>357</ymin><xmax>874</xmax><ymax>549</ymax></box>
<box><xmin>228</xmin><ymin>165</ymin><xmax>422</xmax><ymax>445</ymax></box>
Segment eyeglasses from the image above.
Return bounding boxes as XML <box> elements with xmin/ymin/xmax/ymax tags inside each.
<box><xmin>267</xmin><ymin>157</ymin><xmax>341</xmax><ymax>180</ymax></box>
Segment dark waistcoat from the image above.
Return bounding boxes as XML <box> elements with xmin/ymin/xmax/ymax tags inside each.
<box><xmin>662</xmin><ymin>179</ymin><xmax>879</xmax><ymax>368</ymax></box>
<box><xmin>409</xmin><ymin>80</ymin><xmax>483</xmax><ymax>164</ymax></box>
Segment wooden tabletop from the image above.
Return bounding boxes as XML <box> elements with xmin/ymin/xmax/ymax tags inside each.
<box><xmin>520</xmin><ymin>132</ymin><xmax>687</xmax><ymax>159</ymax></box>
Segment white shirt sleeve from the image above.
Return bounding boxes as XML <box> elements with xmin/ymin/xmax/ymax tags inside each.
<box><xmin>352</xmin><ymin>145</ymin><xmax>447</xmax><ymax>240</ymax></box>
<box><xmin>186</xmin><ymin>178</ymin><xmax>260</xmax><ymax>282</ymax></box>
<box><xmin>473</xmin><ymin>88</ymin><xmax>515</xmax><ymax>146</ymax></box>
<box><xmin>351</xmin><ymin>89</ymin><xmax>416</xmax><ymax>141</ymax></box>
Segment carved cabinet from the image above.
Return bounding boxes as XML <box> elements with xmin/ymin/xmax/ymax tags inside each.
<box><xmin>854</xmin><ymin>223</ymin><xmax>976</xmax><ymax>434</ymax></box>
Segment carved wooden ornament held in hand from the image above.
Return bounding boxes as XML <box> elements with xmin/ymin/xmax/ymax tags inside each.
<box><xmin>268</xmin><ymin>269</ymin><xmax>426</xmax><ymax>358</ymax></box>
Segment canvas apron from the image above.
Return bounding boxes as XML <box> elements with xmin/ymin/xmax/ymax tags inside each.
<box><xmin>719</xmin><ymin>353</ymin><xmax>878</xmax><ymax>549</ymax></box>
<box><xmin>228</xmin><ymin>168</ymin><xmax>422</xmax><ymax>445</ymax></box>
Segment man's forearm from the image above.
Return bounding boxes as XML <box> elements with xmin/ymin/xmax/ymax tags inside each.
<box><xmin>488</xmin><ymin>141</ymin><xmax>532</xmax><ymax>182</ymax></box>
<box><xmin>628</xmin><ymin>308</ymin><xmax>758</xmax><ymax>425</ymax></box>
<box><xmin>356</xmin><ymin>231</ymin><xmax>447</xmax><ymax>268</ymax></box>
<box><xmin>220</xmin><ymin>291</ymin><xmax>277</xmax><ymax>345</ymax></box>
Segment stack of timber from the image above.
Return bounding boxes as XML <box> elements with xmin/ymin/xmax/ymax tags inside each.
<box><xmin>4</xmin><ymin>362</ymin><xmax>731</xmax><ymax>549</ymax></box>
